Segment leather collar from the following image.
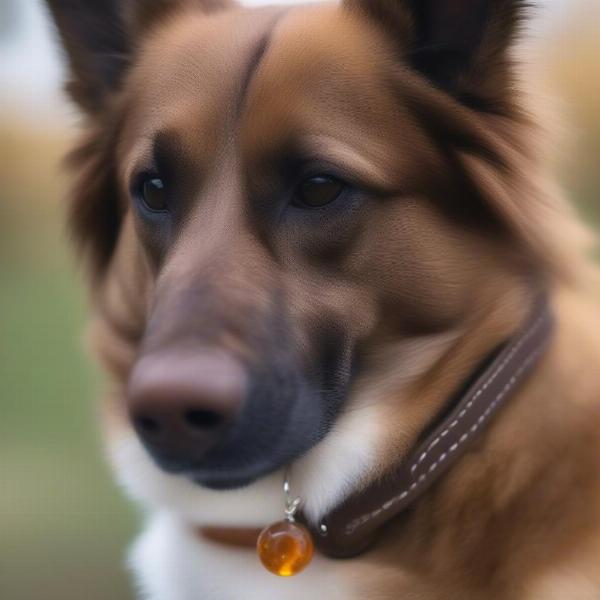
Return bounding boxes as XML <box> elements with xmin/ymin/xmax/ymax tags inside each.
<box><xmin>198</xmin><ymin>294</ymin><xmax>554</xmax><ymax>558</ymax></box>
<box><xmin>311</xmin><ymin>293</ymin><xmax>554</xmax><ymax>557</ymax></box>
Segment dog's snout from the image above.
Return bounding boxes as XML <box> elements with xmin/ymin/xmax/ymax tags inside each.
<box><xmin>127</xmin><ymin>351</ymin><xmax>247</xmax><ymax>471</ymax></box>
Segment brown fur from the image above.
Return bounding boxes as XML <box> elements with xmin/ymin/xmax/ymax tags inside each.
<box><xmin>49</xmin><ymin>0</ymin><xmax>600</xmax><ymax>597</ymax></box>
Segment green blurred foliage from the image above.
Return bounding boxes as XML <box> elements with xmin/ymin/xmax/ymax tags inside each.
<box><xmin>0</xmin><ymin>127</ymin><xmax>136</xmax><ymax>600</ymax></box>
<box><xmin>540</xmin><ymin>5</ymin><xmax>600</xmax><ymax>230</ymax></box>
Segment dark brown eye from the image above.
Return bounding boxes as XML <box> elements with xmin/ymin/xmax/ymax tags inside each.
<box><xmin>141</xmin><ymin>177</ymin><xmax>167</xmax><ymax>211</ymax></box>
<box><xmin>297</xmin><ymin>175</ymin><xmax>345</xmax><ymax>208</ymax></box>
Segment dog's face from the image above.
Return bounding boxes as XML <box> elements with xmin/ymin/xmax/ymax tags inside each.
<box><xmin>49</xmin><ymin>0</ymin><xmax>542</xmax><ymax>513</ymax></box>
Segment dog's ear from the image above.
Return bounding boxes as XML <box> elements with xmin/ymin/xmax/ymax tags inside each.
<box><xmin>45</xmin><ymin>0</ymin><xmax>234</xmax><ymax>114</ymax></box>
<box><xmin>345</xmin><ymin>0</ymin><xmax>525</xmax><ymax>108</ymax></box>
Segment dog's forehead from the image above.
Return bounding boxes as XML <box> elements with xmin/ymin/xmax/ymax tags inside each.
<box><xmin>239</xmin><ymin>5</ymin><xmax>405</xmax><ymax>170</ymax></box>
<box><xmin>121</xmin><ymin>4</ymin><xmax>399</xmax><ymax>153</ymax></box>
<box><xmin>123</xmin><ymin>7</ymin><xmax>284</xmax><ymax>134</ymax></box>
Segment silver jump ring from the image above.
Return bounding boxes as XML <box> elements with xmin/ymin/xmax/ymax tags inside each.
<box><xmin>283</xmin><ymin>468</ymin><xmax>302</xmax><ymax>521</ymax></box>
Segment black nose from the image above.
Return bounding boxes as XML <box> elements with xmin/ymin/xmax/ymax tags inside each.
<box><xmin>127</xmin><ymin>351</ymin><xmax>247</xmax><ymax>472</ymax></box>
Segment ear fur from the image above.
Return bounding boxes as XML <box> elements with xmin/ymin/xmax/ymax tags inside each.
<box><xmin>345</xmin><ymin>0</ymin><xmax>527</xmax><ymax>109</ymax></box>
<box><xmin>45</xmin><ymin>0</ymin><xmax>130</xmax><ymax>114</ymax></box>
<box><xmin>65</xmin><ymin>118</ymin><xmax>122</xmax><ymax>279</ymax></box>
<box><xmin>45</xmin><ymin>0</ymin><xmax>235</xmax><ymax>114</ymax></box>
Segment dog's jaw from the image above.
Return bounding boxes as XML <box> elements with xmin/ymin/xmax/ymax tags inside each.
<box><xmin>108</xmin><ymin>328</ymin><xmax>459</xmax><ymax>528</ymax></box>
<box><xmin>115</xmin><ymin>406</ymin><xmax>381</xmax><ymax>600</ymax></box>
<box><xmin>111</xmin><ymin>329</ymin><xmax>459</xmax><ymax>599</ymax></box>
<box><xmin>108</xmin><ymin>394</ymin><xmax>383</xmax><ymax>528</ymax></box>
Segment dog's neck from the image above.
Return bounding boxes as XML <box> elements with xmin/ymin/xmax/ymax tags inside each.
<box><xmin>313</xmin><ymin>291</ymin><xmax>553</xmax><ymax>556</ymax></box>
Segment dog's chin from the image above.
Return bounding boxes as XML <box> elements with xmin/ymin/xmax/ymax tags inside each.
<box><xmin>146</xmin><ymin>439</ymin><xmax>317</xmax><ymax>491</ymax></box>
<box><xmin>191</xmin><ymin>473</ymin><xmax>256</xmax><ymax>491</ymax></box>
<box><xmin>188</xmin><ymin>464</ymin><xmax>275</xmax><ymax>491</ymax></box>
<box><xmin>109</xmin><ymin>397</ymin><xmax>382</xmax><ymax>528</ymax></box>
<box><xmin>142</xmin><ymin>453</ymin><xmax>277</xmax><ymax>491</ymax></box>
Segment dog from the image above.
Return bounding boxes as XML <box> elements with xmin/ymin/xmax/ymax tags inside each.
<box><xmin>46</xmin><ymin>0</ymin><xmax>600</xmax><ymax>598</ymax></box>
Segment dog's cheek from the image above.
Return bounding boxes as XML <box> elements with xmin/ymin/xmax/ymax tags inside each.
<box><xmin>87</xmin><ymin>215</ymin><xmax>154</xmax><ymax>378</ymax></box>
<box><xmin>344</xmin><ymin>198</ymin><xmax>483</xmax><ymax>332</ymax></box>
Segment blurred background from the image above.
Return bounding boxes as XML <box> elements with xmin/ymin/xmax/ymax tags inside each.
<box><xmin>0</xmin><ymin>0</ymin><xmax>598</xmax><ymax>598</ymax></box>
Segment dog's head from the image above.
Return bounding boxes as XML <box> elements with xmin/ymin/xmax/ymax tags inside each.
<box><xmin>48</xmin><ymin>0</ymin><xmax>570</xmax><ymax>519</ymax></box>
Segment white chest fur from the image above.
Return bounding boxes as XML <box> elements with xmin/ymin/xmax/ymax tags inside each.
<box><xmin>129</xmin><ymin>512</ymin><xmax>353</xmax><ymax>600</ymax></box>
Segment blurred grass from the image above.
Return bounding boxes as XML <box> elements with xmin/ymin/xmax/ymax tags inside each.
<box><xmin>0</xmin><ymin>125</ymin><xmax>136</xmax><ymax>600</ymax></box>
<box><xmin>0</xmin><ymin>8</ymin><xmax>598</xmax><ymax>600</ymax></box>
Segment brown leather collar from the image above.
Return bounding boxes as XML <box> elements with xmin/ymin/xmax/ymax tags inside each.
<box><xmin>200</xmin><ymin>526</ymin><xmax>262</xmax><ymax>548</ymax></box>
<box><xmin>198</xmin><ymin>294</ymin><xmax>553</xmax><ymax>558</ymax></box>
<box><xmin>311</xmin><ymin>293</ymin><xmax>554</xmax><ymax>557</ymax></box>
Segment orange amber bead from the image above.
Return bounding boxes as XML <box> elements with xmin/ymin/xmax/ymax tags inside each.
<box><xmin>257</xmin><ymin>520</ymin><xmax>314</xmax><ymax>576</ymax></box>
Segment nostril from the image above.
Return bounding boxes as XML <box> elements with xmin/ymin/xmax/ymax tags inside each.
<box><xmin>184</xmin><ymin>408</ymin><xmax>224</xmax><ymax>431</ymax></box>
<box><xmin>134</xmin><ymin>415</ymin><xmax>161</xmax><ymax>437</ymax></box>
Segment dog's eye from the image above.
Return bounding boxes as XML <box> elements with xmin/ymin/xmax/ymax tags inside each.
<box><xmin>141</xmin><ymin>177</ymin><xmax>168</xmax><ymax>212</ymax></box>
<box><xmin>296</xmin><ymin>175</ymin><xmax>345</xmax><ymax>208</ymax></box>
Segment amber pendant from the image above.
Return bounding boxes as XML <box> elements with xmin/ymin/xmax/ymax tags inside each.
<box><xmin>257</xmin><ymin>471</ymin><xmax>314</xmax><ymax>576</ymax></box>
<box><xmin>257</xmin><ymin>519</ymin><xmax>314</xmax><ymax>576</ymax></box>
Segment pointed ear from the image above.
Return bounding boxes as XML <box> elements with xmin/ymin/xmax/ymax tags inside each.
<box><xmin>345</xmin><ymin>0</ymin><xmax>526</xmax><ymax>107</ymax></box>
<box><xmin>45</xmin><ymin>0</ymin><xmax>234</xmax><ymax>114</ymax></box>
